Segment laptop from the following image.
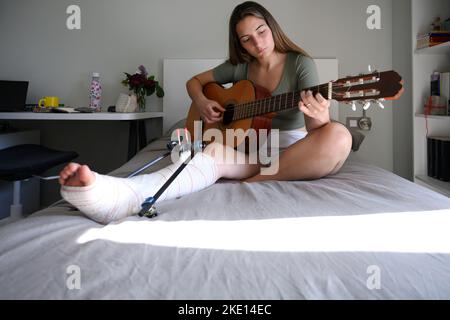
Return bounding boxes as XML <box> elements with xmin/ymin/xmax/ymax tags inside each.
<box><xmin>0</xmin><ymin>80</ymin><xmax>29</xmax><ymax>112</ymax></box>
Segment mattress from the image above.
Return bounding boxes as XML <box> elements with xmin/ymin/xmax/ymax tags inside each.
<box><xmin>1</xmin><ymin>135</ymin><xmax>450</xmax><ymax>299</ymax></box>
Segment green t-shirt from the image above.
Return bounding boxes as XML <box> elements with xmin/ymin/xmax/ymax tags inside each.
<box><xmin>212</xmin><ymin>51</ymin><xmax>319</xmax><ymax>130</ymax></box>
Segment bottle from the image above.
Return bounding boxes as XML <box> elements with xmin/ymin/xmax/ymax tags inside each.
<box><xmin>89</xmin><ymin>72</ymin><xmax>102</xmax><ymax>111</ymax></box>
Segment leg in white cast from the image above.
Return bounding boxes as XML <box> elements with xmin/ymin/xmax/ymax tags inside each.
<box><xmin>60</xmin><ymin>152</ymin><xmax>218</xmax><ymax>224</ymax></box>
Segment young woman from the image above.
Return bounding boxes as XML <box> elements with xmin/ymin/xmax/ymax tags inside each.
<box><xmin>59</xmin><ymin>1</ymin><xmax>352</xmax><ymax>224</ymax></box>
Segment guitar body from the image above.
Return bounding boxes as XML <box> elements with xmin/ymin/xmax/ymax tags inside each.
<box><xmin>186</xmin><ymin>80</ymin><xmax>275</xmax><ymax>150</ymax></box>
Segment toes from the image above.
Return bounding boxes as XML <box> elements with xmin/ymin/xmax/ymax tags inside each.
<box><xmin>59</xmin><ymin>163</ymin><xmax>80</xmax><ymax>185</ymax></box>
<box><xmin>67</xmin><ymin>162</ymin><xmax>81</xmax><ymax>173</ymax></box>
<box><xmin>58</xmin><ymin>163</ymin><xmax>95</xmax><ymax>187</ymax></box>
<box><xmin>66</xmin><ymin>163</ymin><xmax>81</xmax><ymax>177</ymax></box>
<box><xmin>78</xmin><ymin>165</ymin><xmax>95</xmax><ymax>185</ymax></box>
<box><xmin>61</xmin><ymin>163</ymin><xmax>77</xmax><ymax>176</ymax></box>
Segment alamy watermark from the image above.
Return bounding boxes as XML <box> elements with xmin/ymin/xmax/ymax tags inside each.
<box><xmin>366</xmin><ymin>5</ymin><xmax>381</xmax><ymax>30</ymax></box>
<box><xmin>66</xmin><ymin>5</ymin><xmax>81</xmax><ymax>30</ymax></box>
<box><xmin>66</xmin><ymin>4</ymin><xmax>381</xmax><ymax>31</ymax></box>
<box><xmin>66</xmin><ymin>264</ymin><xmax>81</xmax><ymax>290</ymax></box>
<box><xmin>366</xmin><ymin>265</ymin><xmax>381</xmax><ymax>290</ymax></box>
<box><xmin>170</xmin><ymin>121</ymin><xmax>280</xmax><ymax>176</ymax></box>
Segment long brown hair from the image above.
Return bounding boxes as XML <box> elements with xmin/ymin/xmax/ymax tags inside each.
<box><xmin>228</xmin><ymin>1</ymin><xmax>310</xmax><ymax>65</ymax></box>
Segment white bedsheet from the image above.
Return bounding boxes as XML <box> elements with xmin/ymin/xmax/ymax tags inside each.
<box><xmin>1</xmin><ymin>137</ymin><xmax>450</xmax><ymax>299</ymax></box>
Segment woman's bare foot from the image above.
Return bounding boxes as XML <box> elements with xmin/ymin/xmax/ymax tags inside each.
<box><xmin>59</xmin><ymin>163</ymin><xmax>96</xmax><ymax>187</ymax></box>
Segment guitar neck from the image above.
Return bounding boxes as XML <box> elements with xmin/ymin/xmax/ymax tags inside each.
<box><xmin>232</xmin><ymin>83</ymin><xmax>330</xmax><ymax>121</ymax></box>
<box><xmin>229</xmin><ymin>70</ymin><xmax>403</xmax><ymax>121</ymax></box>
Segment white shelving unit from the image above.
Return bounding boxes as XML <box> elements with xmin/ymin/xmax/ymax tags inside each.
<box><xmin>415</xmin><ymin>40</ymin><xmax>450</xmax><ymax>55</ymax></box>
<box><xmin>412</xmin><ymin>0</ymin><xmax>450</xmax><ymax>197</ymax></box>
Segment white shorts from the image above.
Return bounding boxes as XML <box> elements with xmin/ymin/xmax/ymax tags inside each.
<box><xmin>260</xmin><ymin>128</ymin><xmax>308</xmax><ymax>161</ymax></box>
<box><xmin>278</xmin><ymin>129</ymin><xmax>308</xmax><ymax>149</ymax></box>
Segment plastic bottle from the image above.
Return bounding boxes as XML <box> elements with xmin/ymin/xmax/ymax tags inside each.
<box><xmin>89</xmin><ymin>72</ymin><xmax>102</xmax><ymax>111</ymax></box>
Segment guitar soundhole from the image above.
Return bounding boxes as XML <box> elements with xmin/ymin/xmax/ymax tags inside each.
<box><xmin>223</xmin><ymin>102</ymin><xmax>235</xmax><ymax>126</ymax></box>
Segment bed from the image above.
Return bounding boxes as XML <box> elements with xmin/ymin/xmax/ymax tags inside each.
<box><xmin>1</xmin><ymin>132</ymin><xmax>450</xmax><ymax>299</ymax></box>
<box><xmin>1</xmin><ymin>59</ymin><xmax>450</xmax><ymax>299</ymax></box>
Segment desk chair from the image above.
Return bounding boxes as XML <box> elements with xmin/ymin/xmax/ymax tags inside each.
<box><xmin>0</xmin><ymin>144</ymin><xmax>78</xmax><ymax>219</ymax></box>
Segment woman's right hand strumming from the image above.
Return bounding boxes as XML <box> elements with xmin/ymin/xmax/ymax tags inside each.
<box><xmin>195</xmin><ymin>97</ymin><xmax>226</xmax><ymax>124</ymax></box>
<box><xmin>187</xmin><ymin>70</ymin><xmax>225</xmax><ymax>124</ymax></box>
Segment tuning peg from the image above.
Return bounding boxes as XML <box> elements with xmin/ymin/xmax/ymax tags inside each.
<box><xmin>363</xmin><ymin>101</ymin><xmax>371</xmax><ymax>110</ymax></box>
<box><xmin>376</xmin><ymin>100</ymin><xmax>385</xmax><ymax>109</ymax></box>
<box><xmin>351</xmin><ymin>101</ymin><xmax>357</xmax><ymax>111</ymax></box>
<box><xmin>367</xmin><ymin>65</ymin><xmax>378</xmax><ymax>74</ymax></box>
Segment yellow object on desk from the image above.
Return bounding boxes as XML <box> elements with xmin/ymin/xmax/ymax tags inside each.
<box><xmin>38</xmin><ymin>96</ymin><xmax>59</xmax><ymax>108</ymax></box>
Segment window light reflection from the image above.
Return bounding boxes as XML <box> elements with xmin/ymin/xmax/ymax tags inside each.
<box><xmin>77</xmin><ymin>210</ymin><xmax>450</xmax><ymax>253</ymax></box>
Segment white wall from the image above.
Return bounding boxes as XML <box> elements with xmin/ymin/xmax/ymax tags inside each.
<box><xmin>392</xmin><ymin>0</ymin><xmax>412</xmax><ymax>180</ymax></box>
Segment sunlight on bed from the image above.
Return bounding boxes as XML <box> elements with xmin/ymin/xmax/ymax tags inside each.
<box><xmin>77</xmin><ymin>210</ymin><xmax>450</xmax><ymax>253</ymax></box>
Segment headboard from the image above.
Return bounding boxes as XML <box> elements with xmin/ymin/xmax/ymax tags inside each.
<box><xmin>163</xmin><ymin>58</ymin><xmax>338</xmax><ymax>134</ymax></box>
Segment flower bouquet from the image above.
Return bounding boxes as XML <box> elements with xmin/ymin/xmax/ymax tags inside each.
<box><xmin>121</xmin><ymin>65</ymin><xmax>164</xmax><ymax>111</ymax></box>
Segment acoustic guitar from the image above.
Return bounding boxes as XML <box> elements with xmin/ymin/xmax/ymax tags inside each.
<box><xmin>185</xmin><ymin>70</ymin><xmax>403</xmax><ymax>149</ymax></box>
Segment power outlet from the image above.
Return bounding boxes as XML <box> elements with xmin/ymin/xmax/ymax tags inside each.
<box><xmin>346</xmin><ymin>117</ymin><xmax>360</xmax><ymax>128</ymax></box>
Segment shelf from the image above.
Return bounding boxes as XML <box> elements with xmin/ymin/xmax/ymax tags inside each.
<box><xmin>415</xmin><ymin>41</ymin><xmax>450</xmax><ymax>54</ymax></box>
<box><xmin>415</xmin><ymin>175</ymin><xmax>450</xmax><ymax>197</ymax></box>
<box><xmin>415</xmin><ymin>113</ymin><xmax>450</xmax><ymax>120</ymax></box>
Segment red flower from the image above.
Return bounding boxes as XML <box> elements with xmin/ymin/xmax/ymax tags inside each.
<box><xmin>129</xmin><ymin>74</ymin><xmax>146</xmax><ymax>88</ymax></box>
<box><xmin>122</xmin><ymin>66</ymin><xmax>164</xmax><ymax>100</ymax></box>
<box><xmin>144</xmin><ymin>79</ymin><xmax>155</xmax><ymax>89</ymax></box>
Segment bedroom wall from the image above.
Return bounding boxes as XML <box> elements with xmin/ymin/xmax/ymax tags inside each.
<box><xmin>0</xmin><ymin>0</ymin><xmax>401</xmax><ymax>204</ymax></box>
<box><xmin>392</xmin><ymin>0</ymin><xmax>413</xmax><ymax>181</ymax></box>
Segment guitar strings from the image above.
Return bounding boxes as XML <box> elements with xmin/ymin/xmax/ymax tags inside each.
<box><xmin>230</xmin><ymin>76</ymin><xmax>385</xmax><ymax>119</ymax></box>
<box><xmin>231</xmin><ymin>70</ymin><xmax>396</xmax><ymax>119</ymax></box>
<box><xmin>230</xmin><ymin>82</ymin><xmax>345</xmax><ymax>121</ymax></box>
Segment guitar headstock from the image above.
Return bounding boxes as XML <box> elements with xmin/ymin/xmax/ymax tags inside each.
<box><xmin>331</xmin><ymin>70</ymin><xmax>404</xmax><ymax>110</ymax></box>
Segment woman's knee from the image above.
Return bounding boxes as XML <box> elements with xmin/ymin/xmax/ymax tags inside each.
<box><xmin>319</xmin><ymin>122</ymin><xmax>352</xmax><ymax>157</ymax></box>
<box><xmin>324</xmin><ymin>123</ymin><xmax>352</xmax><ymax>174</ymax></box>
<box><xmin>309</xmin><ymin>122</ymin><xmax>351</xmax><ymax>177</ymax></box>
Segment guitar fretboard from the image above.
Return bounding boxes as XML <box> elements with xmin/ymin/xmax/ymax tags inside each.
<box><xmin>231</xmin><ymin>84</ymin><xmax>330</xmax><ymax>121</ymax></box>
<box><xmin>228</xmin><ymin>70</ymin><xmax>401</xmax><ymax>121</ymax></box>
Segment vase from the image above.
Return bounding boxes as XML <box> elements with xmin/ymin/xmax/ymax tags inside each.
<box><xmin>136</xmin><ymin>93</ymin><xmax>146</xmax><ymax>112</ymax></box>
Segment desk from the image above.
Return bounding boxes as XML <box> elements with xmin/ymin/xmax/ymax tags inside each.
<box><xmin>0</xmin><ymin>111</ymin><xmax>164</xmax><ymax>208</ymax></box>
<box><xmin>0</xmin><ymin>112</ymin><xmax>164</xmax><ymax>160</ymax></box>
